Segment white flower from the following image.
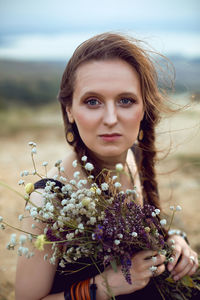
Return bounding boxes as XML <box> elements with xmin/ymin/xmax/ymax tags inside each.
<box><xmin>43</xmin><ymin>213</ymin><xmax>51</xmax><ymax>219</ymax></box>
<box><xmin>101</xmin><ymin>183</ymin><xmax>109</xmax><ymax>191</ymax></box>
<box><xmin>61</xmin><ymin>199</ymin><xmax>68</xmax><ymax>206</ymax></box>
<box><xmin>151</xmin><ymin>212</ymin><xmax>156</xmax><ymax>217</ymax></box>
<box><xmin>31</xmin><ymin>224</ymin><xmax>36</xmax><ymax>229</ymax></box>
<box><xmin>160</xmin><ymin>219</ymin><xmax>167</xmax><ymax>226</ymax></box>
<box><xmin>85</xmin><ymin>162</ymin><xmax>94</xmax><ymax>171</ymax></box>
<box><xmin>96</xmin><ymin>188</ymin><xmax>101</xmax><ymax>195</ymax></box>
<box><xmin>69</xmin><ymin>180</ymin><xmax>75</xmax><ymax>186</ymax></box>
<box><xmin>31</xmin><ymin>148</ymin><xmax>37</xmax><ymax>154</ymax></box>
<box><xmin>72</xmin><ymin>160</ymin><xmax>77</xmax><ymax>168</ymax></box>
<box><xmin>81</xmin><ymin>197</ymin><xmax>91</xmax><ymax>207</ymax></box>
<box><xmin>170</xmin><ymin>206</ymin><xmax>175</xmax><ymax>211</ymax></box>
<box><xmin>45</xmin><ymin>203</ymin><xmax>54</xmax><ymax>212</ymax></box>
<box><xmin>53</xmin><ymin>175</ymin><xmax>58</xmax><ymax>180</ymax></box>
<box><xmin>30</xmin><ymin>208</ymin><xmax>37</xmax><ymax>218</ymax></box>
<box><xmin>115</xmin><ymin>163</ymin><xmax>123</xmax><ymax>172</ymax></box>
<box><xmin>168</xmin><ymin>257</ymin><xmax>175</xmax><ymax>263</ymax></box>
<box><xmin>112</xmin><ymin>175</ymin><xmax>118</xmax><ymax>181</ymax></box>
<box><xmin>79</xmin><ymin>179</ymin><xmax>87</xmax><ymax>185</ymax></box>
<box><xmin>81</xmin><ymin>156</ymin><xmax>87</xmax><ymax>162</ymax></box>
<box><xmin>18</xmin><ymin>214</ymin><xmax>24</xmax><ymax>221</ymax></box>
<box><xmin>114</xmin><ymin>239</ymin><xmax>120</xmax><ymax>245</ymax></box>
<box><xmin>131</xmin><ymin>232</ymin><xmax>138</xmax><ymax>237</ymax></box>
<box><xmin>149</xmin><ymin>266</ymin><xmax>157</xmax><ymax>272</ymax></box>
<box><xmin>78</xmin><ymin>223</ymin><xmax>84</xmax><ymax>231</ymax></box>
<box><xmin>18</xmin><ymin>179</ymin><xmax>25</xmax><ymax>185</ymax></box>
<box><xmin>176</xmin><ymin>205</ymin><xmax>182</xmax><ymax>211</ymax></box>
<box><xmin>158</xmin><ymin>249</ymin><xmax>167</xmax><ymax>256</ymax></box>
<box><xmin>60</xmin><ymin>176</ymin><xmax>67</xmax><ymax>182</ymax></box>
<box><xmin>169</xmin><ymin>239</ymin><xmax>175</xmax><ymax>245</ymax></box>
<box><xmin>28</xmin><ymin>141</ymin><xmax>36</xmax><ymax>147</ymax></box>
<box><xmin>55</xmin><ymin>159</ymin><xmax>62</xmax><ymax>167</ymax></box>
<box><xmin>62</xmin><ymin>184</ymin><xmax>72</xmax><ymax>193</ymax></box>
<box><xmin>0</xmin><ymin>216</ymin><xmax>3</xmax><ymax>222</ymax></box>
<box><xmin>73</xmin><ymin>171</ymin><xmax>80</xmax><ymax>179</ymax></box>
<box><xmin>89</xmin><ymin>217</ymin><xmax>96</xmax><ymax>225</ymax></box>
<box><xmin>60</xmin><ymin>166</ymin><xmax>65</xmax><ymax>172</ymax></box>
<box><xmin>152</xmin><ymin>256</ymin><xmax>157</xmax><ymax>263</ymax></box>
<box><xmin>44</xmin><ymin>186</ymin><xmax>51</xmax><ymax>193</ymax></box>
<box><xmin>10</xmin><ymin>233</ymin><xmax>17</xmax><ymax>245</ymax></box>
<box><xmin>155</xmin><ymin>209</ymin><xmax>160</xmax><ymax>215</ymax></box>
<box><xmin>19</xmin><ymin>234</ymin><xmax>27</xmax><ymax>245</ymax></box>
<box><xmin>114</xmin><ymin>182</ymin><xmax>121</xmax><ymax>188</ymax></box>
<box><xmin>117</xmin><ymin>234</ymin><xmax>123</xmax><ymax>239</ymax></box>
<box><xmin>42</xmin><ymin>161</ymin><xmax>48</xmax><ymax>167</ymax></box>
<box><xmin>44</xmin><ymin>254</ymin><xmax>48</xmax><ymax>261</ymax></box>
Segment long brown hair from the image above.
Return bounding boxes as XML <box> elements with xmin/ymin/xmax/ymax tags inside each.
<box><xmin>58</xmin><ymin>32</ymin><xmax>173</xmax><ymax>209</ymax></box>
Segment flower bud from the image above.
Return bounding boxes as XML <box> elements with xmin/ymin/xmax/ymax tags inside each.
<box><xmin>81</xmin><ymin>197</ymin><xmax>91</xmax><ymax>207</ymax></box>
<box><xmin>25</xmin><ymin>183</ymin><xmax>34</xmax><ymax>194</ymax></box>
<box><xmin>115</xmin><ymin>163</ymin><xmax>123</xmax><ymax>172</ymax></box>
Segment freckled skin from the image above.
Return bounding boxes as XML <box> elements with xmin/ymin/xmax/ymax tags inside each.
<box><xmin>66</xmin><ymin>59</ymin><xmax>144</xmax><ymax>163</ymax></box>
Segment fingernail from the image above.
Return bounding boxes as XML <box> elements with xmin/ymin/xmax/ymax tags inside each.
<box><xmin>174</xmin><ymin>276</ymin><xmax>178</xmax><ymax>281</ymax></box>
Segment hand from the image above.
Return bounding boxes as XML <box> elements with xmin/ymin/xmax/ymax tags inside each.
<box><xmin>167</xmin><ymin>235</ymin><xmax>199</xmax><ymax>281</ymax></box>
<box><xmin>96</xmin><ymin>250</ymin><xmax>166</xmax><ymax>298</ymax></box>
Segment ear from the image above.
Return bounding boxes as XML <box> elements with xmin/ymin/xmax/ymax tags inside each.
<box><xmin>66</xmin><ymin>106</ymin><xmax>74</xmax><ymax>123</ymax></box>
<box><xmin>140</xmin><ymin>110</ymin><xmax>145</xmax><ymax>122</ymax></box>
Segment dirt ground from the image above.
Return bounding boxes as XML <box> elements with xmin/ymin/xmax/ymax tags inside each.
<box><xmin>0</xmin><ymin>96</ymin><xmax>200</xmax><ymax>299</ymax></box>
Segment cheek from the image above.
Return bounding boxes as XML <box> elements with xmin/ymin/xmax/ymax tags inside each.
<box><xmin>124</xmin><ymin>109</ymin><xmax>143</xmax><ymax>127</ymax></box>
<box><xmin>74</xmin><ymin>111</ymin><xmax>99</xmax><ymax>131</ymax></box>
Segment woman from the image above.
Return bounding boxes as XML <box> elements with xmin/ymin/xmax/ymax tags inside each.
<box><xmin>15</xmin><ymin>32</ymin><xmax>199</xmax><ymax>300</ymax></box>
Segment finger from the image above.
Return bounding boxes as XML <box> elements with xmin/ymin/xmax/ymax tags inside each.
<box><xmin>136</xmin><ymin>250</ymin><xmax>158</xmax><ymax>260</ymax></box>
<box><xmin>173</xmin><ymin>263</ymin><xmax>194</xmax><ymax>281</ymax></box>
<box><xmin>171</xmin><ymin>249</ymin><xmax>192</xmax><ymax>276</ymax></box>
<box><xmin>188</xmin><ymin>261</ymin><xmax>199</xmax><ymax>276</ymax></box>
<box><xmin>148</xmin><ymin>263</ymin><xmax>165</xmax><ymax>278</ymax></box>
<box><xmin>167</xmin><ymin>244</ymin><xmax>182</xmax><ymax>272</ymax></box>
<box><xmin>146</xmin><ymin>254</ymin><xmax>166</xmax><ymax>268</ymax></box>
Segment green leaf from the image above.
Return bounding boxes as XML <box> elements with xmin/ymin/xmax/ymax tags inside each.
<box><xmin>110</xmin><ymin>258</ymin><xmax>118</xmax><ymax>273</ymax></box>
<box><xmin>165</xmin><ymin>276</ymin><xmax>175</xmax><ymax>283</ymax></box>
<box><xmin>181</xmin><ymin>275</ymin><xmax>195</xmax><ymax>288</ymax></box>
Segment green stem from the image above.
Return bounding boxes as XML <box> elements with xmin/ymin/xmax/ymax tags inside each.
<box><xmin>0</xmin><ymin>181</ymin><xmax>24</xmax><ymax>198</ymax></box>
<box><xmin>2</xmin><ymin>221</ymin><xmax>37</xmax><ymax>237</ymax></box>
<box><xmin>167</xmin><ymin>210</ymin><xmax>175</xmax><ymax>232</ymax></box>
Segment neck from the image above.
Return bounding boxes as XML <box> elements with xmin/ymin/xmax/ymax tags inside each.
<box><xmin>86</xmin><ymin>149</ymin><xmax>128</xmax><ymax>170</ymax></box>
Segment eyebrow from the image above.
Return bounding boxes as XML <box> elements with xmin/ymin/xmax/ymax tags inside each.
<box><xmin>80</xmin><ymin>91</ymin><xmax>140</xmax><ymax>101</ymax></box>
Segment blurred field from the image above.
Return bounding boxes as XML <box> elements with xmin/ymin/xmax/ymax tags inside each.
<box><xmin>0</xmin><ymin>94</ymin><xmax>200</xmax><ymax>300</ymax></box>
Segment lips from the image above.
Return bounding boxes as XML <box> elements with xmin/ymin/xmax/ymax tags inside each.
<box><xmin>99</xmin><ymin>133</ymin><xmax>121</xmax><ymax>137</ymax></box>
<box><xmin>99</xmin><ymin>133</ymin><xmax>122</xmax><ymax>142</ymax></box>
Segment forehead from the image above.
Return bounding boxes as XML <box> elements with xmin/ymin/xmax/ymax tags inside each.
<box><xmin>73</xmin><ymin>59</ymin><xmax>141</xmax><ymax>96</ymax></box>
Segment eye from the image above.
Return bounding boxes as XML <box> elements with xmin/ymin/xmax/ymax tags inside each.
<box><xmin>85</xmin><ymin>98</ymin><xmax>101</xmax><ymax>107</ymax></box>
<box><xmin>119</xmin><ymin>98</ymin><xmax>135</xmax><ymax>106</ymax></box>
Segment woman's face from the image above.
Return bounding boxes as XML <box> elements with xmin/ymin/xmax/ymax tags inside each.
<box><xmin>66</xmin><ymin>59</ymin><xmax>144</xmax><ymax>162</ymax></box>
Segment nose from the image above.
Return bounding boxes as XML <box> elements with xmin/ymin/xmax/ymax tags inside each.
<box><xmin>103</xmin><ymin>102</ymin><xmax>118</xmax><ymax>126</ymax></box>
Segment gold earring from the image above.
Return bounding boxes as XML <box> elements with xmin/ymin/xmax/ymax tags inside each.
<box><xmin>67</xmin><ymin>130</ymin><xmax>75</xmax><ymax>144</ymax></box>
<box><xmin>66</xmin><ymin>123</ymin><xmax>75</xmax><ymax>144</ymax></box>
<box><xmin>138</xmin><ymin>129</ymin><xmax>144</xmax><ymax>141</ymax></box>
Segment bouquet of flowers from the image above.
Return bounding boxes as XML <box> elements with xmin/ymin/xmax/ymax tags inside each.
<box><xmin>0</xmin><ymin>142</ymin><xmax>200</xmax><ymax>299</ymax></box>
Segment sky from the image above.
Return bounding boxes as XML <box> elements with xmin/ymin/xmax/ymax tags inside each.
<box><xmin>0</xmin><ymin>0</ymin><xmax>199</xmax><ymax>60</ymax></box>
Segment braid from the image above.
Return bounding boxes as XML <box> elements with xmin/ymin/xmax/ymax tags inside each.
<box><xmin>137</xmin><ymin>115</ymin><xmax>160</xmax><ymax>209</ymax></box>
